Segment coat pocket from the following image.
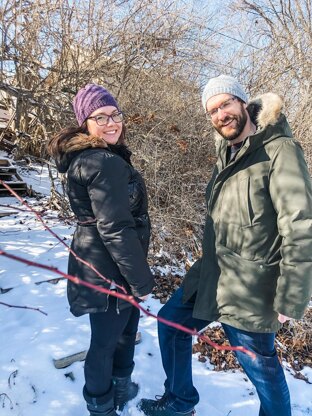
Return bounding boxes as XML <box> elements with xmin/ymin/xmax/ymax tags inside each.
<box><xmin>238</xmin><ymin>176</ymin><xmax>254</xmax><ymax>227</ymax></box>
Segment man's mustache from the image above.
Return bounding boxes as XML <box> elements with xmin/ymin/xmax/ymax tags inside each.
<box><xmin>217</xmin><ymin>116</ymin><xmax>237</xmax><ymax>128</ymax></box>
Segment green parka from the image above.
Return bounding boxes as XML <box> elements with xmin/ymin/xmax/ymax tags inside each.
<box><xmin>183</xmin><ymin>93</ymin><xmax>312</xmax><ymax>333</ymax></box>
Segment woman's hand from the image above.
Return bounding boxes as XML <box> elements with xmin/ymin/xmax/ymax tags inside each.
<box><xmin>138</xmin><ymin>294</ymin><xmax>149</xmax><ymax>302</ymax></box>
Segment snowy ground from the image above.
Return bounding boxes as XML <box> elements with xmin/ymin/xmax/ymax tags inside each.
<box><xmin>0</xmin><ymin>160</ymin><xmax>311</xmax><ymax>416</ymax></box>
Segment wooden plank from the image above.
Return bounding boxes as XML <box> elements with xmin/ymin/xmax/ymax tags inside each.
<box><xmin>53</xmin><ymin>350</ymin><xmax>87</xmax><ymax>369</ymax></box>
<box><xmin>0</xmin><ymin>186</ymin><xmax>27</xmax><ymax>192</ymax></box>
<box><xmin>0</xmin><ymin>158</ymin><xmax>28</xmax><ymax>195</ymax></box>
<box><xmin>53</xmin><ymin>332</ymin><xmax>142</xmax><ymax>369</ymax></box>
<box><xmin>0</xmin><ymin>168</ymin><xmax>17</xmax><ymax>173</ymax></box>
<box><xmin>0</xmin><ymin>159</ymin><xmax>10</xmax><ymax>166</ymax></box>
<box><xmin>0</xmin><ymin>210</ymin><xmax>18</xmax><ymax>217</ymax></box>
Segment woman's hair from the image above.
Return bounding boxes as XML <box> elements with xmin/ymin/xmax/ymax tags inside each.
<box><xmin>47</xmin><ymin>122</ymin><xmax>126</xmax><ymax>158</ymax></box>
<box><xmin>47</xmin><ymin>124</ymin><xmax>87</xmax><ymax>157</ymax></box>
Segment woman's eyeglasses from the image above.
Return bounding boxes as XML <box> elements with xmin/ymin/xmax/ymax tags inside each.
<box><xmin>87</xmin><ymin>112</ymin><xmax>123</xmax><ymax>126</ymax></box>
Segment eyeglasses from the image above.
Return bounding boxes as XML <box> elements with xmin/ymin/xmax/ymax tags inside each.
<box><xmin>87</xmin><ymin>111</ymin><xmax>123</xmax><ymax>126</ymax></box>
<box><xmin>206</xmin><ymin>97</ymin><xmax>238</xmax><ymax>120</ymax></box>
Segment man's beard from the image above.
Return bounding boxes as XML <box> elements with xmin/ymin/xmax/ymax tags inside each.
<box><xmin>214</xmin><ymin>107</ymin><xmax>248</xmax><ymax>141</ymax></box>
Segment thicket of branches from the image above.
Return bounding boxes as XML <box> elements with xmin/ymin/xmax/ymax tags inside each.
<box><xmin>1</xmin><ymin>0</ymin><xmax>311</xmax><ymax>255</ymax></box>
<box><xmin>231</xmin><ymin>0</ymin><xmax>312</xmax><ymax>163</ymax></box>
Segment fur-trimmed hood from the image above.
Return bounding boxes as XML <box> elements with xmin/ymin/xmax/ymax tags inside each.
<box><xmin>54</xmin><ymin>134</ymin><xmax>108</xmax><ymax>173</ymax></box>
<box><xmin>54</xmin><ymin>133</ymin><xmax>132</xmax><ymax>173</ymax></box>
<box><xmin>247</xmin><ymin>93</ymin><xmax>284</xmax><ymax>130</ymax></box>
<box><xmin>58</xmin><ymin>133</ymin><xmax>108</xmax><ymax>154</ymax></box>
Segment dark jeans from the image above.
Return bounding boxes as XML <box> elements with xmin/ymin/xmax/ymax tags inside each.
<box><xmin>84</xmin><ymin>297</ymin><xmax>140</xmax><ymax>397</ymax></box>
<box><xmin>158</xmin><ymin>287</ymin><xmax>291</xmax><ymax>416</ymax></box>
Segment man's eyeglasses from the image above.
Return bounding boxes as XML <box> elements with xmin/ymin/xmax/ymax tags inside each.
<box><xmin>87</xmin><ymin>111</ymin><xmax>123</xmax><ymax>126</ymax></box>
<box><xmin>206</xmin><ymin>97</ymin><xmax>238</xmax><ymax>120</ymax></box>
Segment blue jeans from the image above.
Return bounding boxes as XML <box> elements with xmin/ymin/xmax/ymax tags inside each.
<box><xmin>157</xmin><ymin>287</ymin><xmax>291</xmax><ymax>416</ymax></box>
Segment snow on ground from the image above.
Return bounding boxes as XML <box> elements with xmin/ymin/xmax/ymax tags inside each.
<box><xmin>0</xmin><ymin>161</ymin><xmax>311</xmax><ymax>415</ymax></box>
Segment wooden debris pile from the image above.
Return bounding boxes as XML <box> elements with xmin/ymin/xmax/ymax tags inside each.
<box><xmin>0</xmin><ymin>158</ymin><xmax>28</xmax><ymax>195</ymax></box>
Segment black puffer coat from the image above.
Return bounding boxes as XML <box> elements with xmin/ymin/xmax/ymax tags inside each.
<box><xmin>55</xmin><ymin>134</ymin><xmax>155</xmax><ymax>316</ymax></box>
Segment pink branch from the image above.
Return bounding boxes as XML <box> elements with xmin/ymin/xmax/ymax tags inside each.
<box><xmin>0</xmin><ymin>180</ymin><xmax>255</xmax><ymax>359</ymax></box>
<box><xmin>0</xmin><ymin>248</ymin><xmax>255</xmax><ymax>360</ymax></box>
<box><xmin>0</xmin><ymin>180</ymin><xmax>126</xmax><ymax>294</ymax></box>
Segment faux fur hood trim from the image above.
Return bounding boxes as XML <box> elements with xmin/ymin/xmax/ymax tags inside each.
<box><xmin>60</xmin><ymin>133</ymin><xmax>108</xmax><ymax>154</ymax></box>
<box><xmin>54</xmin><ymin>133</ymin><xmax>133</xmax><ymax>173</ymax></box>
<box><xmin>247</xmin><ymin>92</ymin><xmax>283</xmax><ymax>129</ymax></box>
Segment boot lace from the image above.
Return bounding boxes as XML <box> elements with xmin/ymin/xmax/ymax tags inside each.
<box><xmin>140</xmin><ymin>393</ymin><xmax>196</xmax><ymax>415</ymax></box>
<box><xmin>150</xmin><ymin>393</ymin><xmax>172</xmax><ymax>411</ymax></box>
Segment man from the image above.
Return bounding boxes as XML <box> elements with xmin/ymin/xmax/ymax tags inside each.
<box><xmin>138</xmin><ymin>75</ymin><xmax>312</xmax><ymax>416</ymax></box>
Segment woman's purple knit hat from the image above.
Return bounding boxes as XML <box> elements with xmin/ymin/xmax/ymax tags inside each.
<box><xmin>73</xmin><ymin>84</ymin><xmax>120</xmax><ymax>126</ymax></box>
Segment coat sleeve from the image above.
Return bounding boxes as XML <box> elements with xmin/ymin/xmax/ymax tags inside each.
<box><xmin>269</xmin><ymin>139</ymin><xmax>312</xmax><ymax>319</ymax></box>
<box><xmin>182</xmin><ymin>257</ymin><xmax>202</xmax><ymax>302</ymax></box>
<box><xmin>80</xmin><ymin>151</ymin><xmax>154</xmax><ymax>298</ymax></box>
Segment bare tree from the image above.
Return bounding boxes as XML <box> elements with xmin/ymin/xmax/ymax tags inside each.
<box><xmin>0</xmin><ymin>0</ymin><xmax>221</xmax><ymax>253</ymax></box>
<box><xmin>228</xmin><ymin>0</ymin><xmax>312</xmax><ymax>167</ymax></box>
<box><xmin>2</xmin><ymin>0</ymin><xmax>310</xmax><ymax>252</ymax></box>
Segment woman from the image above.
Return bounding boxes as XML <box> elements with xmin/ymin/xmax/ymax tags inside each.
<box><xmin>48</xmin><ymin>84</ymin><xmax>155</xmax><ymax>416</ymax></box>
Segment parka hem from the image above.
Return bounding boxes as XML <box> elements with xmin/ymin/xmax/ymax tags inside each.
<box><xmin>192</xmin><ymin>310</ymin><xmax>282</xmax><ymax>334</ymax></box>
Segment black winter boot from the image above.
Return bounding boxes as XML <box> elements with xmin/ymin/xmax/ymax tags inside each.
<box><xmin>113</xmin><ymin>375</ymin><xmax>139</xmax><ymax>410</ymax></box>
<box><xmin>83</xmin><ymin>386</ymin><xmax>118</xmax><ymax>416</ymax></box>
<box><xmin>138</xmin><ymin>394</ymin><xmax>195</xmax><ymax>416</ymax></box>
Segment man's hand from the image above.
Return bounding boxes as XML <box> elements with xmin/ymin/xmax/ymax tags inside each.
<box><xmin>278</xmin><ymin>313</ymin><xmax>291</xmax><ymax>323</ymax></box>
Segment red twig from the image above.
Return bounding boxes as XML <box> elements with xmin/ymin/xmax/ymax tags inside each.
<box><xmin>0</xmin><ymin>180</ymin><xmax>126</xmax><ymax>294</ymax></box>
<box><xmin>0</xmin><ymin>248</ymin><xmax>256</xmax><ymax>360</ymax></box>
<box><xmin>0</xmin><ymin>180</ymin><xmax>256</xmax><ymax>359</ymax></box>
